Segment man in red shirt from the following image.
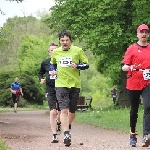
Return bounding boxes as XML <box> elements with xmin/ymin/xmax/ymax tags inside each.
<box><xmin>122</xmin><ymin>24</ymin><xmax>150</xmax><ymax>147</ymax></box>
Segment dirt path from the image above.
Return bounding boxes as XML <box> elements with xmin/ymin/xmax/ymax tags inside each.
<box><xmin>0</xmin><ymin>110</ymin><xmax>145</xmax><ymax>150</ymax></box>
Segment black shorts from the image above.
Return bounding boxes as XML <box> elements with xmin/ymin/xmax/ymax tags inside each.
<box><xmin>12</xmin><ymin>94</ymin><xmax>17</xmax><ymax>103</ymax></box>
<box><xmin>46</xmin><ymin>87</ymin><xmax>60</xmax><ymax>111</ymax></box>
<box><xmin>55</xmin><ymin>87</ymin><xmax>80</xmax><ymax>113</ymax></box>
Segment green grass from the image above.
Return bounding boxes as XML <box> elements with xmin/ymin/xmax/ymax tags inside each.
<box><xmin>75</xmin><ymin>105</ymin><xmax>143</xmax><ymax>135</ymax></box>
<box><xmin>0</xmin><ymin>139</ymin><xmax>8</xmax><ymax>150</ymax></box>
<box><xmin>0</xmin><ymin>107</ymin><xmax>48</xmax><ymax>113</ymax></box>
<box><xmin>0</xmin><ymin>100</ymin><xmax>49</xmax><ymax>113</ymax></box>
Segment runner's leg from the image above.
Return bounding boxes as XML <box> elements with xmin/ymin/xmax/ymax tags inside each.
<box><xmin>47</xmin><ymin>89</ymin><xmax>58</xmax><ymax>143</ymax></box>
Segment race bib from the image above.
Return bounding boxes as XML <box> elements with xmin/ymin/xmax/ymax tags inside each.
<box><xmin>49</xmin><ymin>71</ymin><xmax>57</xmax><ymax>79</ymax></box>
<box><xmin>50</xmin><ymin>75</ymin><xmax>57</xmax><ymax>79</ymax></box>
<box><xmin>59</xmin><ymin>57</ymin><xmax>72</xmax><ymax>67</ymax></box>
<box><xmin>143</xmin><ymin>69</ymin><xmax>150</xmax><ymax>80</ymax></box>
<box><xmin>113</xmin><ymin>95</ymin><xmax>116</xmax><ymax>98</ymax></box>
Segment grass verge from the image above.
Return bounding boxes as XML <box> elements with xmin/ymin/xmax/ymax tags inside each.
<box><xmin>0</xmin><ymin>139</ymin><xmax>8</xmax><ymax>150</ymax></box>
<box><xmin>75</xmin><ymin>105</ymin><xmax>143</xmax><ymax>135</ymax></box>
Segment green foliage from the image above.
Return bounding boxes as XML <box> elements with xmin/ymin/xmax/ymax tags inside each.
<box><xmin>79</xmin><ymin>50</ymin><xmax>112</xmax><ymax>106</ymax></box>
<box><xmin>132</xmin><ymin>1</ymin><xmax>150</xmax><ymax>26</ymax></box>
<box><xmin>17</xmin><ymin>97</ymin><xmax>28</xmax><ymax>107</ymax></box>
<box><xmin>0</xmin><ymin>28</ymin><xmax>8</xmax><ymax>45</ymax></box>
<box><xmin>17</xmin><ymin>34</ymin><xmax>51</xmax><ymax>75</ymax></box>
<box><xmin>0</xmin><ymin>71</ymin><xmax>44</xmax><ymax>107</ymax></box>
<box><xmin>0</xmin><ymin>16</ymin><xmax>54</xmax><ymax>72</ymax></box>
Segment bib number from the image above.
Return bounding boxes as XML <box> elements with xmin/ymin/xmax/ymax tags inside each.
<box><xmin>49</xmin><ymin>71</ymin><xmax>57</xmax><ymax>79</ymax></box>
<box><xmin>143</xmin><ymin>69</ymin><xmax>150</xmax><ymax>80</ymax></box>
<box><xmin>59</xmin><ymin>57</ymin><xmax>72</xmax><ymax>67</ymax></box>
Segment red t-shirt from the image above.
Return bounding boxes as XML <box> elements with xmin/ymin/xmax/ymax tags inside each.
<box><xmin>122</xmin><ymin>43</ymin><xmax>150</xmax><ymax>90</ymax></box>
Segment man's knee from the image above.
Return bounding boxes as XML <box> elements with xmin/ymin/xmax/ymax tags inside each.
<box><xmin>50</xmin><ymin>109</ymin><xmax>57</xmax><ymax>117</ymax></box>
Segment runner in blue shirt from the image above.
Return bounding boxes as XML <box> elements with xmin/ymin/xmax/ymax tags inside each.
<box><xmin>10</xmin><ymin>77</ymin><xmax>23</xmax><ymax>113</ymax></box>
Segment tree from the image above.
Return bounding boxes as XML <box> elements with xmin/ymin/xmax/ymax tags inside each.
<box><xmin>17</xmin><ymin>34</ymin><xmax>51</xmax><ymax>75</ymax></box>
<box><xmin>44</xmin><ymin>0</ymin><xmax>150</xmax><ymax>107</ymax></box>
<box><xmin>0</xmin><ymin>16</ymin><xmax>53</xmax><ymax>72</ymax></box>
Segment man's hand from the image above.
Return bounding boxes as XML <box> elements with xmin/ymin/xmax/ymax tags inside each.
<box><xmin>71</xmin><ymin>62</ymin><xmax>77</xmax><ymax>69</ymax></box>
<box><xmin>40</xmin><ymin>79</ymin><xmax>45</xmax><ymax>84</ymax></box>
<box><xmin>131</xmin><ymin>63</ymin><xmax>141</xmax><ymax>70</ymax></box>
<box><xmin>49</xmin><ymin>70</ymin><xmax>56</xmax><ymax>76</ymax></box>
<box><xmin>21</xmin><ymin>93</ymin><xmax>24</xmax><ymax>96</ymax></box>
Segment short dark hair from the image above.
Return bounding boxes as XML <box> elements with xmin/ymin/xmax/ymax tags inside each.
<box><xmin>58</xmin><ymin>30</ymin><xmax>72</xmax><ymax>41</ymax></box>
<box><xmin>49</xmin><ymin>42</ymin><xmax>58</xmax><ymax>47</ymax></box>
<box><xmin>48</xmin><ymin>42</ymin><xmax>58</xmax><ymax>51</ymax></box>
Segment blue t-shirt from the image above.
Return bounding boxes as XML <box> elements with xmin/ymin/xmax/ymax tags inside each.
<box><xmin>11</xmin><ymin>82</ymin><xmax>21</xmax><ymax>90</ymax></box>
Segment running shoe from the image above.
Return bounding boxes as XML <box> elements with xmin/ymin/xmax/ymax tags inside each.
<box><xmin>142</xmin><ymin>134</ymin><xmax>150</xmax><ymax>147</ymax></box>
<box><xmin>64</xmin><ymin>134</ymin><xmax>71</xmax><ymax>147</ymax></box>
<box><xmin>129</xmin><ymin>132</ymin><xmax>137</xmax><ymax>147</ymax></box>
<box><xmin>51</xmin><ymin>137</ymin><xmax>59</xmax><ymax>143</ymax></box>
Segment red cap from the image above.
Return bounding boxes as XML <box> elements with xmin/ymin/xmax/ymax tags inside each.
<box><xmin>137</xmin><ymin>24</ymin><xmax>149</xmax><ymax>32</ymax></box>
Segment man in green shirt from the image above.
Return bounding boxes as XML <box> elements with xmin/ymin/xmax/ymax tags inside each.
<box><xmin>50</xmin><ymin>30</ymin><xmax>89</xmax><ymax>146</ymax></box>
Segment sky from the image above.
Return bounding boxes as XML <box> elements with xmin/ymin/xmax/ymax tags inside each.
<box><xmin>0</xmin><ymin>0</ymin><xmax>55</xmax><ymax>27</ymax></box>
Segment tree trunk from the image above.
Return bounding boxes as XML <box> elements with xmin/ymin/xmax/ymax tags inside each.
<box><xmin>118</xmin><ymin>71</ymin><xmax>130</xmax><ymax>107</ymax></box>
<box><xmin>117</xmin><ymin>0</ymin><xmax>133</xmax><ymax>108</ymax></box>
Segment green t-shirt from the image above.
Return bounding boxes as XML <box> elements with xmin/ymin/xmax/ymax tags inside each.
<box><xmin>50</xmin><ymin>45</ymin><xmax>89</xmax><ymax>88</ymax></box>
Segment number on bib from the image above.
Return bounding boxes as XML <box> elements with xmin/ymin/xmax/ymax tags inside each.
<box><xmin>49</xmin><ymin>71</ymin><xmax>57</xmax><ymax>79</ymax></box>
<box><xmin>59</xmin><ymin>57</ymin><xmax>72</xmax><ymax>67</ymax></box>
<box><xmin>143</xmin><ymin>69</ymin><xmax>150</xmax><ymax>80</ymax></box>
